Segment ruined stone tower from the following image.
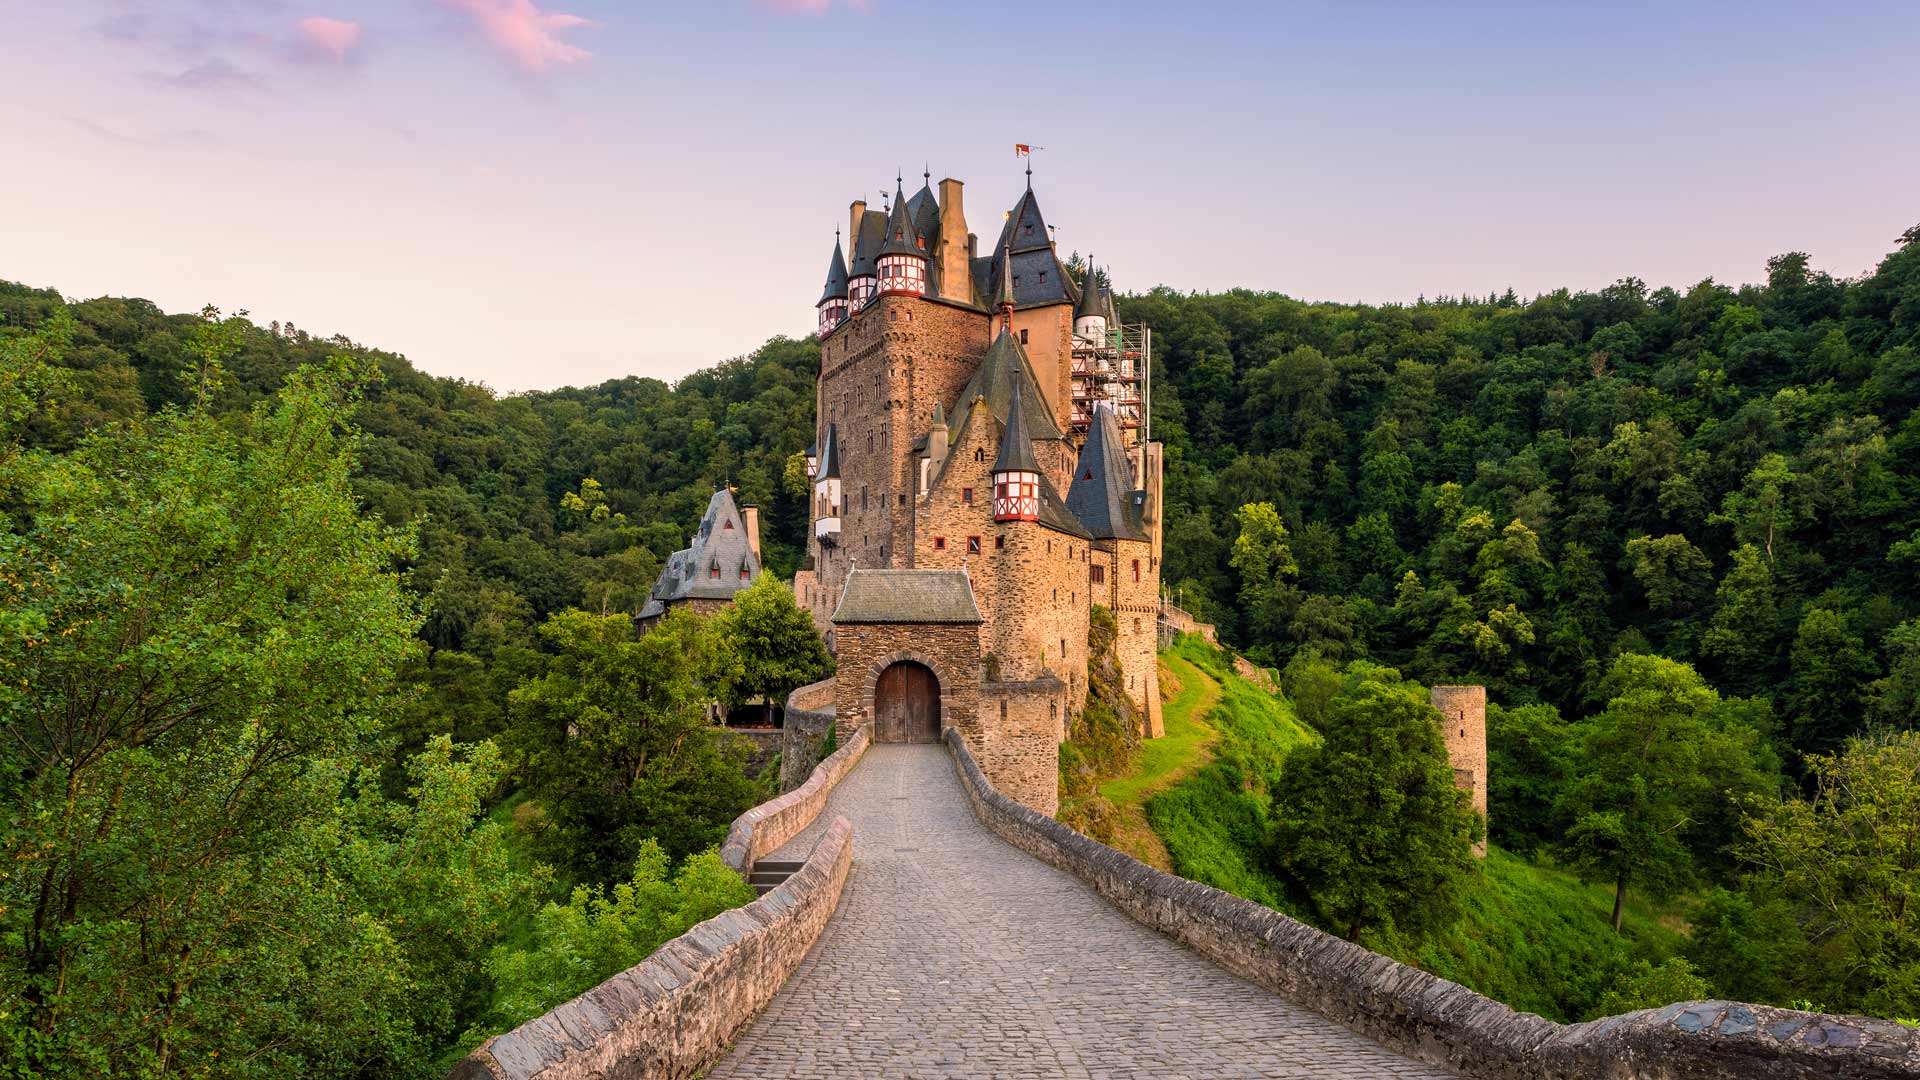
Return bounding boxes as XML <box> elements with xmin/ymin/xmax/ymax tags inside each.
<box><xmin>1430</xmin><ymin>685</ymin><xmax>1488</xmax><ymax>857</ymax></box>
<box><xmin>792</xmin><ymin>170</ymin><xmax>1165</xmax><ymax>812</ymax></box>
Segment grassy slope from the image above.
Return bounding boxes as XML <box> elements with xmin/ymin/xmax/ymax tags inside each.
<box><xmin>1094</xmin><ymin>650</ymin><xmax>1222</xmax><ymax>868</ymax></box>
<box><xmin>1135</xmin><ymin>635</ymin><xmax>1687</xmax><ymax>1022</ymax></box>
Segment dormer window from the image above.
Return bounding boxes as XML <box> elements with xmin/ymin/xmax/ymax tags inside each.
<box><xmin>723</xmin><ymin>519</ymin><xmax>734</xmax><ymax>530</ymax></box>
<box><xmin>709</xmin><ymin>561</ymin><xmax>720</xmax><ymax>580</ymax></box>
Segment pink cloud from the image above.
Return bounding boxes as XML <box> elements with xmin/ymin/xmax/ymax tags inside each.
<box><xmin>296</xmin><ymin>16</ymin><xmax>363</xmax><ymax>62</ymax></box>
<box><xmin>759</xmin><ymin>0</ymin><xmax>871</xmax><ymax>11</ymax></box>
<box><xmin>443</xmin><ymin>0</ymin><xmax>595</xmax><ymax>72</ymax></box>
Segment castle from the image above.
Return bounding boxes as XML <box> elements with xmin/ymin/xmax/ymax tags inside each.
<box><xmin>791</xmin><ymin>170</ymin><xmax>1166</xmax><ymax>813</ymax></box>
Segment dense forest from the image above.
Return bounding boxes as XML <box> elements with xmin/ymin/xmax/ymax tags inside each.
<box><xmin>5</xmin><ymin>219</ymin><xmax>1920</xmax><ymax>1074</ymax></box>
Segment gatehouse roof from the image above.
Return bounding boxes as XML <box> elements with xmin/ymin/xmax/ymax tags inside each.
<box><xmin>831</xmin><ymin>569</ymin><xmax>983</xmax><ymax>625</ymax></box>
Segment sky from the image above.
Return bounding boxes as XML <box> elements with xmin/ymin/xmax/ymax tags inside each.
<box><xmin>2</xmin><ymin>1</ymin><xmax>1917</xmax><ymax>393</ymax></box>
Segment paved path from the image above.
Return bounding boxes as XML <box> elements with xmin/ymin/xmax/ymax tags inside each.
<box><xmin>707</xmin><ymin>744</ymin><xmax>1453</xmax><ymax>1080</ymax></box>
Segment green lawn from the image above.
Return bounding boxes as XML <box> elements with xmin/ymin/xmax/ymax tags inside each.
<box><xmin>1098</xmin><ymin>650</ymin><xmax>1220</xmax><ymax>809</ymax></box>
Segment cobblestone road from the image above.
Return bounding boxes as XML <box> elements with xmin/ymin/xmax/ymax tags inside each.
<box><xmin>707</xmin><ymin>744</ymin><xmax>1454</xmax><ymax>1079</ymax></box>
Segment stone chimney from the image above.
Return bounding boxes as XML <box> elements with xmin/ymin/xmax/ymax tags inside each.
<box><xmin>937</xmin><ymin>178</ymin><xmax>971</xmax><ymax>304</ymax></box>
<box><xmin>742</xmin><ymin>505</ymin><xmax>762</xmax><ymax>566</ymax></box>
<box><xmin>1430</xmin><ymin>685</ymin><xmax>1488</xmax><ymax>857</ymax></box>
<box><xmin>848</xmin><ymin>199</ymin><xmax>866</xmax><ymax>253</ymax></box>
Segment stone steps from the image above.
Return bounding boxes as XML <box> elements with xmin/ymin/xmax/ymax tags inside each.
<box><xmin>749</xmin><ymin>859</ymin><xmax>806</xmax><ymax>895</ymax></box>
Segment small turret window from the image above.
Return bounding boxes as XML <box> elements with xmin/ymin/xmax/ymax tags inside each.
<box><xmin>967</xmin><ymin>536</ymin><xmax>981</xmax><ymax>555</ymax></box>
<box><xmin>935</xmin><ymin>537</ymin><xmax>946</xmax><ymax>550</ymax></box>
<box><xmin>1019</xmin><ymin>329</ymin><xmax>1028</xmax><ymax>345</ymax></box>
<box><xmin>962</xmin><ymin>487</ymin><xmax>973</xmax><ymax>503</ymax></box>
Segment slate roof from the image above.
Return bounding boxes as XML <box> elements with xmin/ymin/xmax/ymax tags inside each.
<box><xmin>951</xmin><ymin>328</ymin><xmax>1064</xmax><ymax>441</ymax></box>
<box><xmin>1075</xmin><ymin>261</ymin><xmax>1105</xmax><ymax>320</ymax></box>
<box><xmin>831</xmin><ymin>569</ymin><xmax>983</xmax><ymax>625</ymax></box>
<box><xmin>879</xmin><ymin>182</ymin><xmax>923</xmax><ymax>258</ymax></box>
<box><xmin>981</xmin><ymin>189</ymin><xmax>1075</xmax><ymax>310</ymax></box>
<box><xmin>848</xmin><ymin>208</ymin><xmax>887</xmax><ymax>279</ymax></box>
<box><xmin>817</xmin><ymin>422</ymin><xmax>841</xmax><ymax>480</ymax></box>
<box><xmin>992</xmin><ymin>379</ymin><xmax>1043</xmax><ymax>475</ymax></box>
<box><xmin>819</xmin><ymin>238</ymin><xmax>849</xmax><ymax>304</ymax></box>
<box><xmin>1066</xmin><ymin>402</ymin><xmax>1147</xmax><ymax>542</ymax></box>
<box><xmin>639</xmin><ymin>488</ymin><xmax>762</xmax><ymax>617</ymax></box>
<box><xmin>907</xmin><ymin>180</ymin><xmax>940</xmax><ymax>253</ymax></box>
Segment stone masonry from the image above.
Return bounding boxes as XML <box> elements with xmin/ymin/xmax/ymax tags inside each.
<box><xmin>1431</xmin><ymin>685</ymin><xmax>1488</xmax><ymax>858</ymax></box>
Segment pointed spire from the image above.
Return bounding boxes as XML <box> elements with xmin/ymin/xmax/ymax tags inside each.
<box><xmin>1075</xmin><ymin>255</ymin><xmax>1104</xmax><ymax>321</ymax></box>
<box><xmin>819</xmin><ymin>230</ymin><xmax>850</xmax><ymax>305</ymax></box>
<box><xmin>879</xmin><ymin>175</ymin><xmax>922</xmax><ymax>258</ymax></box>
<box><xmin>1066</xmin><ymin>402</ymin><xmax>1147</xmax><ymax>541</ymax></box>
<box><xmin>931</xmin><ymin>399</ymin><xmax>946</xmax><ymax>428</ymax></box>
<box><xmin>993</xmin><ymin>378</ymin><xmax>1042</xmax><ymax>475</ymax></box>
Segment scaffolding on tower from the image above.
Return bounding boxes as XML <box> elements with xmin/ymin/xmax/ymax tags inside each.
<box><xmin>1070</xmin><ymin>320</ymin><xmax>1151</xmax><ymax>443</ymax></box>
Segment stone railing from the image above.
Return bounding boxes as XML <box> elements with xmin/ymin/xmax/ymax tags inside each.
<box><xmin>447</xmin><ymin>816</ymin><xmax>853</xmax><ymax>1080</ymax></box>
<box><xmin>942</xmin><ymin>728</ymin><xmax>1920</xmax><ymax>1080</ymax></box>
<box><xmin>779</xmin><ymin>677</ymin><xmax>838</xmax><ymax>791</ymax></box>
<box><xmin>721</xmin><ymin>715</ymin><xmax>868</xmax><ymax>876</ymax></box>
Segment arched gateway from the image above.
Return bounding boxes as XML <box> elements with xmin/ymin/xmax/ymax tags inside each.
<box><xmin>873</xmin><ymin>660</ymin><xmax>940</xmax><ymax>743</ymax></box>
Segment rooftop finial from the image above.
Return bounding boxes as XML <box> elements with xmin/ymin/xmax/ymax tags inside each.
<box><xmin>1025</xmin><ymin>155</ymin><xmax>1032</xmax><ymax>190</ymax></box>
<box><xmin>924</xmin><ymin>162</ymin><xmax>931</xmax><ymax>183</ymax></box>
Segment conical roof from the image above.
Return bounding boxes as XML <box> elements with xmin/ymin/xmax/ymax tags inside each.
<box><xmin>1074</xmin><ymin>259</ymin><xmax>1104</xmax><ymax>320</ymax></box>
<box><xmin>992</xmin><ymin>379</ymin><xmax>1043</xmax><ymax>475</ymax></box>
<box><xmin>1066</xmin><ymin>402</ymin><xmax>1147</xmax><ymax>541</ymax></box>
<box><xmin>816</xmin><ymin>422</ymin><xmax>841</xmax><ymax>480</ymax></box>
<box><xmin>879</xmin><ymin>181</ymin><xmax>923</xmax><ymax>258</ymax></box>
<box><xmin>994</xmin><ymin>245</ymin><xmax>1015</xmax><ymax>310</ymax></box>
<box><xmin>818</xmin><ymin>237</ymin><xmax>849</xmax><ymax>305</ymax></box>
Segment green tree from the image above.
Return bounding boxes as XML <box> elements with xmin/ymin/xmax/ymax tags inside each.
<box><xmin>1710</xmin><ymin>454</ymin><xmax>1807</xmax><ymax>568</ymax></box>
<box><xmin>1700</xmin><ymin>544</ymin><xmax>1784</xmax><ymax>696</ymax></box>
<box><xmin>1623</xmin><ymin>534</ymin><xmax>1714</xmax><ymax>616</ymax></box>
<box><xmin>0</xmin><ymin>345</ymin><xmax>530</xmax><ymax>1076</ymax></box>
<box><xmin>507</xmin><ymin>607</ymin><xmax>760</xmax><ymax>881</ymax></box>
<box><xmin>707</xmin><ymin>573</ymin><xmax>834</xmax><ymax>724</ymax></box>
<box><xmin>1486</xmin><ymin>703</ymin><xmax>1574</xmax><ymax>858</ymax></box>
<box><xmin>1786</xmin><ymin>607</ymin><xmax>1879</xmax><ymax>756</ymax></box>
<box><xmin>1741</xmin><ymin>733</ymin><xmax>1920</xmax><ymax>1018</ymax></box>
<box><xmin>1269</xmin><ymin>663</ymin><xmax>1481</xmax><ymax>941</ymax></box>
<box><xmin>1555</xmin><ymin>655</ymin><xmax>1730</xmax><ymax>931</ymax></box>
<box><xmin>1230</xmin><ymin>501</ymin><xmax>1301</xmax><ymax>649</ymax></box>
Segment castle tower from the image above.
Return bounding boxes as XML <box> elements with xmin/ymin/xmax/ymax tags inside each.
<box><xmin>817</xmin><ymin>233</ymin><xmax>850</xmax><ymax>336</ymax></box>
<box><xmin>1068</xmin><ymin>401</ymin><xmax>1162</xmax><ymax>737</ymax></box>
<box><xmin>1430</xmin><ymin>685</ymin><xmax>1488</xmax><ymax>858</ymax></box>
<box><xmin>992</xmin><ymin>380</ymin><xmax>1042</xmax><ymax>522</ymax></box>
<box><xmin>877</xmin><ymin>178</ymin><xmax>928</xmax><ymax>298</ymax></box>
<box><xmin>1073</xmin><ymin>257</ymin><xmax>1108</xmax><ymax>347</ymax></box>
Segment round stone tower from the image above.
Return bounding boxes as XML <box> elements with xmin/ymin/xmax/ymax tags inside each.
<box><xmin>1429</xmin><ymin>685</ymin><xmax>1487</xmax><ymax>857</ymax></box>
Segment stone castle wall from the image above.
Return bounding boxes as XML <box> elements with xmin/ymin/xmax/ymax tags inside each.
<box><xmin>1096</xmin><ymin>536</ymin><xmax>1163</xmax><ymax>738</ymax></box>
<box><xmin>943</xmin><ymin>728</ymin><xmax>1920</xmax><ymax>1080</ymax></box>
<box><xmin>1431</xmin><ymin>685</ymin><xmax>1488</xmax><ymax>857</ymax></box>
<box><xmin>976</xmin><ymin>677</ymin><xmax>1067</xmax><ymax>815</ymax></box>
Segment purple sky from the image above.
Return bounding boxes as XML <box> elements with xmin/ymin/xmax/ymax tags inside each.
<box><xmin>4</xmin><ymin>1</ymin><xmax>1917</xmax><ymax>392</ymax></box>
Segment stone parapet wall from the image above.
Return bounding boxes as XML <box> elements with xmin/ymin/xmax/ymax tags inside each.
<box><xmin>942</xmin><ymin>728</ymin><xmax>1920</xmax><ymax>1080</ymax></box>
<box><xmin>446</xmin><ymin>817</ymin><xmax>855</xmax><ymax>1080</ymax></box>
<box><xmin>722</xmin><ymin>707</ymin><xmax>866</xmax><ymax>875</ymax></box>
<box><xmin>976</xmin><ymin>677</ymin><xmax>1066</xmax><ymax>816</ymax></box>
<box><xmin>778</xmin><ymin>677</ymin><xmax>840</xmax><ymax>792</ymax></box>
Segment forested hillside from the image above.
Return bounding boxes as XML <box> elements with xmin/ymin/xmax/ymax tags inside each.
<box><xmin>1134</xmin><ymin>228</ymin><xmax>1920</xmax><ymax>740</ymax></box>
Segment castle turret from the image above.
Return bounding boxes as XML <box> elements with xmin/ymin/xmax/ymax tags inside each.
<box><xmin>813</xmin><ymin>422</ymin><xmax>841</xmax><ymax>546</ymax></box>
<box><xmin>847</xmin><ymin>199</ymin><xmax>881</xmax><ymax>311</ymax></box>
<box><xmin>1074</xmin><ymin>258</ymin><xmax>1108</xmax><ymax>347</ymax></box>
<box><xmin>818</xmin><ymin>233</ymin><xmax>850</xmax><ymax>336</ymax></box>
<box><xmin>992</xmin><ymin>379</ymin><xmax>1042</xmax><ymax>522</ymax></box>
<box><xmin>877</xmin><ymin>177</ymin><xmax>928</xmax><ymax>298</ymax></box>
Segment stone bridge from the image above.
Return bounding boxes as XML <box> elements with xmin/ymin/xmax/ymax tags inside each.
<box><xmin>451</xmin><ymin>720</ymin><xmax>1920</xmax><ymax>1080</ymax></box>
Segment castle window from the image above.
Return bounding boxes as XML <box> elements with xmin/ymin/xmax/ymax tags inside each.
<box><xmin>995</xmin><ymin>536</ymin><xmax>1005</xmax><ymax>550</ymax></box>
<box><xmin>975</xmin><ymin>448</ymin><xmax>985</xmax><ymax>462</ymax></box>
<box><xmin>967</xmin><ymin>536</ymin><xmax>981</xmax><ymax>555</ymax></box>
<box><xmin>723</xmin><ymin>519</ymin><xmax>734</xmax><ymax>530</ymax></box>
<box><xmin>935</xmin><ymin>537</ymin><xmax>946</xmax><ymax>550</ymax></box>
<box><xmin>1133</xmin><ymin>559</ymin><xmax>1141</xmax><ymax>582</ymax></box>
<box><xmin>862</xmin><ymin>487</ymin><xmax>869</xmax><ymax>510</ymax></box>
<box><xmin>1020</xmin><ymin>329</ymin><xmax>1029</xmax><ymax>345</ymax></box>
<box><xmin>1091</xmin><ymin>565</ymin><xmax>1105</xmax><ymax>584</ymax></box>
<box><xmin>740</xmin><ymin>565</ymin><xmax>750</xmax><ymax>581</ymax></box>
<box><xmin>962</xmin><ymin>487</ymin><xmax>973</xmax><ymax>503</ymax></box>
<box><xmin>709</xmin><ymin>561</ymin><xmax>720</xmax><ymax>580</ymax></box>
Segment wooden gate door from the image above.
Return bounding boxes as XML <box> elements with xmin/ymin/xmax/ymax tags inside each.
<box><xmin>874</xmin><ymin>662</ymin><xmax>939</xmax><ymax>743</ymax></box>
